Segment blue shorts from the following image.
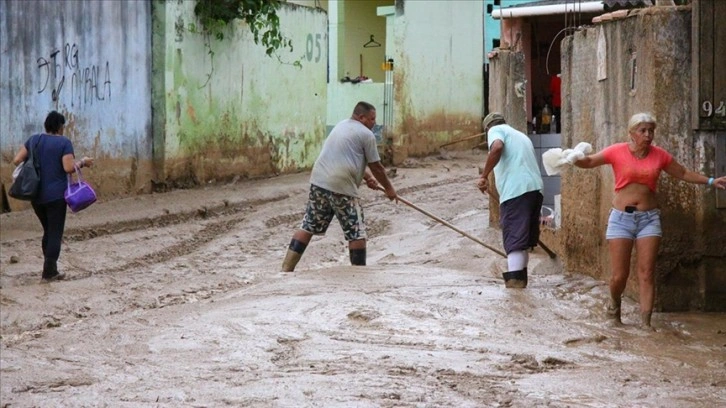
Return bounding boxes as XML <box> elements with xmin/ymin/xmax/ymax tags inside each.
<box><xmin>301</xmin><ymin>184</ymin><xmax>367</xmax><ymax>241</ymax></box>
<box><xmin>606</xmin><ymin>208</ymin><xmax>662</xmax><ymax>240</ymax></box>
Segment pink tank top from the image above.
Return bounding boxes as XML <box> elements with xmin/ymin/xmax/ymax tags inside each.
<box><xmin>602</xmin><ymin>143</ymin><xmax>673</xmax><ymax>192</ymax></box>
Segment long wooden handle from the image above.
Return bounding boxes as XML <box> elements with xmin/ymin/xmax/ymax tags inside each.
<box><xmin>379</xmin><ymin>187</ymin><xmax>506</xmax><ymax>258</ymax></box>
<box><xmin>537</xmin><ymin>239</ymin><xmax>557</xmax><ymax>259</ymax></box>
<box><xmin>439</xmin><ymin>132</ymin><xmax>486</xmax><ymax>148</ymax></box>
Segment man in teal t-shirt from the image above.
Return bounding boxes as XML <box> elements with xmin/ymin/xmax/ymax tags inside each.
<box><xmin>477</xmin><ymin>112</ymin><xmax>543</xmax><ymax>288</ymax></box>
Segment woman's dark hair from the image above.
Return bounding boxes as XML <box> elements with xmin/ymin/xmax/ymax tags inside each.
<box><xmin>44</xmin><ymin>111</ymin><xmax>66</xmax><ymax>133</ymax></box>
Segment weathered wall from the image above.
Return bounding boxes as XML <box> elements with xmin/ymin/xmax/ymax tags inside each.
<box><xmin>486</xmin><ymin>50</ymin><xmax>528</xmax><ymax>227</ymax></box>
<box><xmin>487</xmin><ymin>51</ymin><xmax>527</xmax><ymax>133</ymax></box>
<box><xmin>0</xmin><ymin>0</ymin><xmax>152</xmax><ymax>207</ymax></box>
<box><xmin>391</xmin><ymin>0</ymin><xmax>484</xmax><ymax>164</ymax></box>
<box><xmin>560</xmin><ymin>6</ymin><xmax>726</xmax><ymax>311</ymax></box>
<box><xmin>152</xmin><ymin>1</ymin><xmax>328</xmax><ymax>186</ymax></box>
<box><xmin>327</xmin><ymin>83</ymin><xmax>385</xmax><ymax>132</ymax></box>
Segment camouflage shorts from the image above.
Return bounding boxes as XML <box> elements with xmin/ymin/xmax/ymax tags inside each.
<box><xmin>301</xmin><ymin>184</ymin><xmax>367</xmax><ymax>241</ymax></box>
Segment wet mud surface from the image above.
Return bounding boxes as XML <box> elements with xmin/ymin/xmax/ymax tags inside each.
<box><xmin>1</xmin><ymin>151</ymin><xmax>724</xmax><ymax>407</ymax></box>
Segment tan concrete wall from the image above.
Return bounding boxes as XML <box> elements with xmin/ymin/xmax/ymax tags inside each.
<box><xmin>560</xmin><ymin>6</ymin><xmax>726</xmax><ymax>311</ymax></box>
<box><xmin>486</xmin><ymin>50</ymin><xmax>528</xmax><ymax>227</ymax></box>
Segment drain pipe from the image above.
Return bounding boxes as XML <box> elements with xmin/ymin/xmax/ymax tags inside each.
<box><xmin>492</xmin><ymin>1</ymin><xmax>604</xmax><ymax>19</ymax></box>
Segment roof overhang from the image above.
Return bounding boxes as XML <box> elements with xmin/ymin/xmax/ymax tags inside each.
<box><xmin>491</xmin><ymin>1</ymin><xmax>605</xmax><ymax>19</ymax></box>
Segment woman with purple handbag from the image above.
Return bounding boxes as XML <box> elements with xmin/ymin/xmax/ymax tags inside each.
<box><xmin>11</xmin><ymin>111</ymin><xmax>94</xmax><ymax>282</ymax></box>
<box><xmin>65</xmin><ymin>164</ymin><xmax>97</xmax><ymax>213</ymax></box>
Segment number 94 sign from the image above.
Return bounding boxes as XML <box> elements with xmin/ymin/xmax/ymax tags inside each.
<box><xmin>700</xmin><ymin>100</ymin><xmax>726</xmax><ymax>130</ymax></box>
<box><xmin>702</xmin><ymin>100</ymin><xmax>726</xmax><ymax>118</ymax></box>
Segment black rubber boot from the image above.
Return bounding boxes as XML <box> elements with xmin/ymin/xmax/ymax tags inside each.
<box><xmin>42</xmin><ymin>258</ymin><xmax>64</xmax><ymax>281</ymax></box>
<box><xmin>349</xmin><ymin>248</ymin><xmax>366</xmax><ymax>266</ymax></box>
<box><xmin>281</xmin><ymin>239</ymin><xmax>307</xmax><ymax>272</ymax></box>
<box><xmin>502</xmin><ymin>268</ymin><xmax>527</xmax><ymax>288</ymax></box>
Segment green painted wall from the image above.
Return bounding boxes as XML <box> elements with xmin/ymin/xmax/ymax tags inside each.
<box><xmin>154</xmin><ymin>1</ymin><xmax>328</xmax><ymax>186</ymax></box>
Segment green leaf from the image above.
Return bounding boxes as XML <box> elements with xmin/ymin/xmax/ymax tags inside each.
<box><xmin>191</xmin><ymin>0</ymin><xmax>303</xmax><ymax>67</ymax></box>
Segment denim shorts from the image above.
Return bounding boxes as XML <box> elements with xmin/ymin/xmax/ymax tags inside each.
<box><xmin>301</xmin><ymin>184</ymin><xmax>366</xmax><ymax>241</ymax></box>
<box><xmin>606</xmin><ymin>208</ymin><xmax>662</xmax><ymax>240</ymax></box>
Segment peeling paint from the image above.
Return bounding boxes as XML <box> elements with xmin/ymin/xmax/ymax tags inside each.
<box><xmin>390</xmin><ymin>1</ymin><xmax>484</xmax><ymax>164</ymax></box>
<box><xmin>155</xmin><ymin>1</ymin><xmax>328</xmax><ymax>186</ymax></box>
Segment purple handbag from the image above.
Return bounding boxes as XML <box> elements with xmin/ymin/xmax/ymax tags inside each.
<box><xmin>64</xmin><ymin>165</ymin><xmax>97</xmax><ymax>213</ymax></box>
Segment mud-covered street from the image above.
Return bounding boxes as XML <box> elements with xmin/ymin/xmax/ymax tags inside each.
<box><xmin>1</xmin><ymin>151</ymin><xmax>724</xmax><ymax>407</ymax></box>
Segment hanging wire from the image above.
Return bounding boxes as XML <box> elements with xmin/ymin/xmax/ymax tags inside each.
<box><xmin>545</xmin><ymin>27</ymin><xmax>578</xmax><ymax>76</ymax></box>
<box><xmin>546</xmin><ymin>0</ymin><xmax>586</xmax><ymax>75</ymax></box>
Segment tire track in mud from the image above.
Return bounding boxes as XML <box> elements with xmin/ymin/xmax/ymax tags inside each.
<box><xmin>259</xmin><ymin>176</ymin><xmax>475</xmax><ymax>230</ymax></box>
<box><xmin>237</xmin><ymin>175</ymin><xmax>476</xmax><ymax>260</ymax></box>
<box><xmin>1</xmin><ymin>175</ymin><xmax>473</xmax><ymax>251</ymax></box>
<box><xmin>0</xmin><ymin>195</ymin><xmax>292</xmax><ymax>251</ymax></box>
<box><xmin>397</xmin><ymin>177</ymin><xmax>475</xmax><ymax>197</ymax></box>
<box><xmin>66</xmin><ymin>215</ymin><xmax>248</xmax><ymax>280</ymax></box>
<box><xmin>1</xmin><ymin>201</ymin><xmax>286</xmax><ymax>341</ymax></box>
<box><xmin>64</xmin><ymin>194</ymin><xmax>289</xmax><ymax>242</ymax></box>
<box><xmin>2</xmin><ymin>194</ymin><xmax>292</xmax><ymax>284</ymax></box>
<box><xmin>0</xmin><ymin>176</ymin><xmax>479</xmax><ymax>344</ymax></box>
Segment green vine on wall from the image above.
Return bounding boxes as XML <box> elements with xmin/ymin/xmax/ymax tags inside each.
<box><xmin>187</xmin><ymin>0</ymin><xmax>300</xmax><ymax>86</ymax></box>
<box><xmin>193</xmin><ymin>0</ymin><xmax>293</xmax><ymax>54</ymax></box>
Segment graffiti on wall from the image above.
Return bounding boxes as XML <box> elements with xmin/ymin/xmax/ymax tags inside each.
<box><xmin>36</xmin><ymin>43</ymin><xmax>112</xmax><ymax>106</ymax></box>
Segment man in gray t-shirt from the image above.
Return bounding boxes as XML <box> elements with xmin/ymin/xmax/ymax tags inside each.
<box><xmin>282</xmin><ymin>101</ymin><xmax>397</xmax><ymax>272</ymax></box>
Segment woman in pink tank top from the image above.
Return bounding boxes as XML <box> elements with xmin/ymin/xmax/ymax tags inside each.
<box><xmin>572</xmin><ymin>113</ymin><xmax>726</xmax><ymax>329</ymax></box>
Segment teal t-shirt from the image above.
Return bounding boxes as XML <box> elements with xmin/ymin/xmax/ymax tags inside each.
<box><xmin>487</xmin><ymin>124</ymin><xmax>543</xmax><ymax>203</ymax></box>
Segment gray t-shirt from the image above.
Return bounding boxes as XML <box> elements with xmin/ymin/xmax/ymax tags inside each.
<box><xmin>310</xmin><ymin>118</ymin><xmax>381</xmax><ymax>197</ymax></box>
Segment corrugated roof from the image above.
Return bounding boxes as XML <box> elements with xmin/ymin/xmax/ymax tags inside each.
<box><xmin>603</xmin><ymin>0</ymin><xmax>654</xmax><ymax>11</ymax></box>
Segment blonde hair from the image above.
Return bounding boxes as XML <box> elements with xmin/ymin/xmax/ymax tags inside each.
<box><xmin>628</xmin><ymin>113</ymin><xmax>657</xmax><ymax>132</ymax></box>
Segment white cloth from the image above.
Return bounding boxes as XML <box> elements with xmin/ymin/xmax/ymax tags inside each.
<box><xmin>542</xmin><ymin>142</ymin><xmax>592</xmax><ymax>175</ymax></box>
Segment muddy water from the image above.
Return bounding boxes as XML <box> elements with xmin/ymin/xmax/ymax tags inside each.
<box><xmin>1</xmin><ymin>151</ymin><xmax>724</xmax><ymax>407</ymax></box>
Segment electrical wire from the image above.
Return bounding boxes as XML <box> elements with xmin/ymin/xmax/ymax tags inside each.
<box><xmin>546</xmin><ymin>0</ymin><xmax>587</xmax><ymax>75</ymax></box>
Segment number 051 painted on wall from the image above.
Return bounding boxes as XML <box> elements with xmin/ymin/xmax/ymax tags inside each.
<box><xmin>305</xmin><ymin>33</ymin><xmax>326</xmax><ymax>63</ymax></box>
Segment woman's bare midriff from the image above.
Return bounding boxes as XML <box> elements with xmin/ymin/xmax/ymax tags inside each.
<box><xmin>612</xmin><ymin>183</ymin><xmax>658</xmax><ymax>211</ymax></box>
